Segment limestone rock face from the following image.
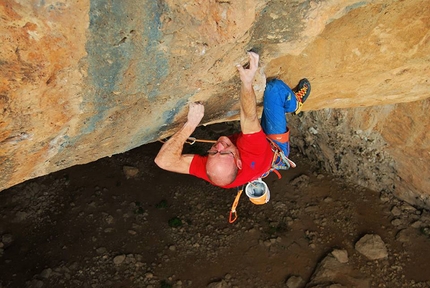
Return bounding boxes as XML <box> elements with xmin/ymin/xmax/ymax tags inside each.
<box><xmin>0</xmin><ymin>0</ymin><xmax>429</xmax><ymax>206</ymax></box>
<box><xmin>289</xmin><ymin>98</ymin><xmax>430</xmax><ymax>209</ymax></box>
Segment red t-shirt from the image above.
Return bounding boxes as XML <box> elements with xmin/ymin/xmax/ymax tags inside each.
<box><xmin>189</xmin><ymin>130</ymin><xmax>274</xmax><ymax>188</ymax></box>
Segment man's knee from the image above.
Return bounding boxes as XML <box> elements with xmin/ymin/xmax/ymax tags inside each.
<box><xmin>264</xmin><ymin>79</ymin><xmax>292</xmax><ymax>100</ymax></box>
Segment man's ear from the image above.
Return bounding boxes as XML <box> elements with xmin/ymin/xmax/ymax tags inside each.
<box><xmin>236</xmin><ymin>159</ymin><xmax>243</xmax><ymax>170</ymax></box>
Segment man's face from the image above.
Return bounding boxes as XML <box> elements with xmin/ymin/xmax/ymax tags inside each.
<box><xmin>205</xmin><ymin>136</ymin><xmax>241</xmax><ymax>186</ymax></box>
<box><xmin>207</xmin><ymin>136</ymin><xmax>239</xmax><ymax>163</ymax></box>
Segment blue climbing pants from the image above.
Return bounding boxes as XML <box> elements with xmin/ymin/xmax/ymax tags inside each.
<box><xmin>261</xmin><ymin>79</ymin><xmax>297</xmax><ymax>157</ymax></box>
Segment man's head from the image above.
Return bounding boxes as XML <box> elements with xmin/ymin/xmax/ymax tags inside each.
<box><xmin>206</xmin><ymin>136</ymin><xmax>242</xmax><ymax>186</ymax></box>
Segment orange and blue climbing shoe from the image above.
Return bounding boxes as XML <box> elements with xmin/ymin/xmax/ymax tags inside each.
<box><xmin>293</xmin><ymin>78</ymin><xmax>311</xmax><ymax>115</ymax></box>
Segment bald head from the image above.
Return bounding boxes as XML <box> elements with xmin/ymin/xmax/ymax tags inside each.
<box><xmin>206</xmin><ymin>157</ymin><xmax>238</xmax><ymax>186</ymax></box>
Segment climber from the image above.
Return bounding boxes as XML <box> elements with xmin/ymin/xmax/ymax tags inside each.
<box><xmin>154</xmin><ymin>51</ymin><xmax>311</xmax><ymax>188</ymax></box>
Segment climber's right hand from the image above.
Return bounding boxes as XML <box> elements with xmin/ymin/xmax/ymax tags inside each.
<box><xmin>187</xmin><ymin>102</ymin><xmax>204</xmax><ymax>127</ymax></box>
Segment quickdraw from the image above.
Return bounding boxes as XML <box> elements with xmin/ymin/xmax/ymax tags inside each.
<box><xmin>228</xmin><ymin>186</ymin><xmax>244</xmax><ymax>223</ymax></box>
<box><xmin>266</xmin><ymin>137</ymin><xmax>296</xmax><ymax>171</ymax></box>
<box><xmin>159</xmin><ymin>137</ymin><xmax>217</xmax><ymax>145</ymax></box>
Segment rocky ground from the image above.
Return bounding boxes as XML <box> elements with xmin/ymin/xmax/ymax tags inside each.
<box><xmin>1</xmin><ymin>124</ymin><xmax>430</xmax><ymax>288</ymax></box>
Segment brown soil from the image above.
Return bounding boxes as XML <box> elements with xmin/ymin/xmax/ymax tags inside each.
<box><xmin>1</xmin><ymin>125</ymin><xmax>429</xmax><ymax>288</ymax></box>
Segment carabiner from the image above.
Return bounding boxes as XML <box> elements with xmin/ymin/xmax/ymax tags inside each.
<box><xmin>229</xmin><ymin>210</ymin><xmax>238</xmax><ymax>223</ymax></box>
<box><xmin>185</xmin><ymin>137</ymin><xmax>196</xmax><ymax>145</ymax></box>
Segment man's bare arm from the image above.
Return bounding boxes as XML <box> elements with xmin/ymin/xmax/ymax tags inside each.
<box><xmin>154</xmin><ymin>102</ymin><xmax>204</xmax><ymax>174</ymax></box>
<box><xmin>236</xmin><ymin>52</ymin><xmax>261</xmax><ymax>134</ymax></box>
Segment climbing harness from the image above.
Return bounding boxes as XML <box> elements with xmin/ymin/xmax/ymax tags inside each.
<box><xmin>264</xmin><ymin>136</ymin><xmax>296</xmax><ymax>178</ymax></box>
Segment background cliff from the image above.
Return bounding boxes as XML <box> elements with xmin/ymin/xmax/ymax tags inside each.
<box><xmin>1</xmin><ymin>0</ymin><xmax>429</xmax><ymax>208</ymax></box>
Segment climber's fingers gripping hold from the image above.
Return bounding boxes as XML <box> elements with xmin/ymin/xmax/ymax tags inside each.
<box><xmin>236</xmin><ymin>52</ymin><xmax>259</xmax><ymax>86</ymax></box>
<box><xmin>187</xmin><ymin>102</ymin><xmax>205</xmax><ymax>127</ymax></box>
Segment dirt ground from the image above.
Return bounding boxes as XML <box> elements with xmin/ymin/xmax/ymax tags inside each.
<box><xmin>1</xmin><ymin>124</ymin><xmax>430</xmax><ymax>288</ymax></box>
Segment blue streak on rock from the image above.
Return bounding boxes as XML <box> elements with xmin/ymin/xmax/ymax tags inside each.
<box><xmin>344</xmin><ymin>1</ymin><xmax>368</xmax><ymax>13</ymax></box>
<box><xmin>162</xmin><ymin>98</ymin><xmax>188</xmax><ymax>127</ymax></box>
<box><xmin>82</xmin><ymin>0</ymin><xmax>130</xmax><ymax>135</ymax></box>
<box><xmin>81</xmin><ymin>0</ymin><xmax>168</xmax><ymax>137</ymax></box>
<box><xmin>139</xmin><ymin>1</ymin><xmax>169</xmax><ymax>99</ymax></box>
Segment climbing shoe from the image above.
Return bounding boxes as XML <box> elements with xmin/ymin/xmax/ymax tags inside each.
<box><xmin>293</xmin><ymin>78</ymin><xmax>311</xmax><ymax>115</ymax></box>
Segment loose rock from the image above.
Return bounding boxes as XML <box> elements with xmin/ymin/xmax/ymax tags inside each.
<box><xmin>355</xmin><ymin>234</ymin><xmax>388</xmax><ymax>260</ymax></box>
<box><xmin>123</xmin><ymin>166</ymin><xmax>139</xmax><ymax>179</ymax></box>
<box><xmin>332</xmin><ymin>249</ymin><xmax>349</xmax><ymax>263</ymax></box>
<box><xmin>113</xmin><ymin>255</ymin><xmax>126</xmax><ymax>265</ymax></box>
<box><xmin>1</xmin><ymin>234</ymin><xmax>13</xmax><ymax>246</ymax></box>
<box><xmin>207</xmin><ymin>279</ymin><xmax>229</xmax><ymax>288</ymax></box>
<box><xmin>286</xmin><ymin>275</ymin><xmax>305</xmax><ymax>288</ymax></box>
